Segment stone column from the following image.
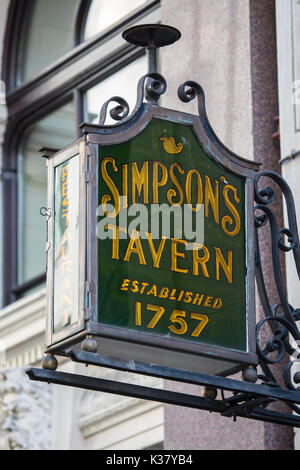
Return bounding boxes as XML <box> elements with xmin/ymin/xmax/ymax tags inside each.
<box><xmin>161</xmin><ymin>0</ymin><xmax>293</xmax><ymax>450</ymax></box>
<box><xmin>0</xmin><ymin>80</ymin><xmax>7</xmax><ymax>309</ymax></box>
<box><xmin>249</xmin><ymin>0</ymin><xmax>294</xmax><ymax>450</ymax></box>
<box><xmin>0</xmin><ymin>0</ymin><xmax>11</xmax><ymax>308</ymax></box>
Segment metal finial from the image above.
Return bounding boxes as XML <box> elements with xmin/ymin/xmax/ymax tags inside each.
<box><xmin>242</xmin><ymin>365</ymin><xmax>258</xmax><ymax>383</ymax></box>
<box><xmin>81</xmin><ymin>335</ymin><xmax>98</xmax><ymax>353</ymax></box>
<box><xmin>202</xmin><ymin>386</ymin><xmax>218</xmax><ymax>399</ymax></box>
<box><xmin>122</xmin><ymin>24</ymin><xmax>181</xmax><ymax>74</ymax></box>
<box><xmin>42</xmin><ymin>353</ymin><xmax>58</xmax><ymax>371</ymax></box>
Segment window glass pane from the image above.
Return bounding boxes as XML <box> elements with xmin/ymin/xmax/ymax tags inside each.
<box><xmin>84</xmin><ymin>0</ymin><xmax>147</xmax><ymax>41</ymax></box>
<box><xmin>18</xmin><ymin>101</ymin><xmax>75</xmax><ymax>287</ymax></box>
<box><xmin>86</xmin><ymin>55</ymin><xmax>147</xmax><ymax>124</ymax></box>
<box><xmin>19</xmin><ymin>0</ymin><xmax>81</xmax><ymax>84</ymax></box>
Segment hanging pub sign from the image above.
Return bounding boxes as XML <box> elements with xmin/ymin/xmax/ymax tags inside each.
<box><xmin>42</xmin><ymin>25</ymin><xmax>260</xmax><ymax>379</ymax></box>
<box><xmin>27</xmin><ymin>25</ymin><xmax>300</xmax><ymax>428</ymax></box>
<box><xmin>45</xmin><ymin>104</ymin><xmax>258</xmax><ymax>376</ymax></box>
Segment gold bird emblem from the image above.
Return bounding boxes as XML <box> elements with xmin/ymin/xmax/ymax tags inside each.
<box><xmin>160</xmin><ymin>136</ymin><xmax>183</xmax><ymax>154</ymax></box>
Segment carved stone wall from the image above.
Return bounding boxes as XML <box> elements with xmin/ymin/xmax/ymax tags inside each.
<box><xmin>0</xmin><ymin>368</ymin><xmax>52</xmax><ymax>450</ymax></box>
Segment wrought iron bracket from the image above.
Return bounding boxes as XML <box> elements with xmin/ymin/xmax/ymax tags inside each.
<box><xmin>26</xmin><ymin>349</ymin><xmax>300</xmax><ymax>427</ymax></box>
<box><xmin>253</xmin><ymin>170</ymin><xmax>300</xmax><ymax>421</ymax></box>
<box><xmin>26</xmin><ymin>24</ymin><xmax>300</xmax><ymax>428</ymax></box>
<box><xmin>28</xmin><ymin>166</ymin><xmax>300</xmax><ymax>427</ymax></box>
<box><xmin>29</xmin><ymin>161</ymin><xmax>300</xmax><ymax>428</ymax></box>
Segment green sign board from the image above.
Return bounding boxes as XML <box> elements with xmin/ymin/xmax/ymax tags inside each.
<box><xmin>98</xmin><ymin>119</ymin><xmax>246</xmax><ymax>352</ymax></box>
<box><xmin>45</xmin><ymin>102</ymin><xmax>258</xmax><ymax>377</ymax></box>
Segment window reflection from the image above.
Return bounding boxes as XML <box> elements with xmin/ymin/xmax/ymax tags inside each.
<box><xmin>18</xmin><ymin>102</ymin><xmax>75</xmax><ymax>287</ymax></box>
<box><xmin>86</xmin><ymin>55</ymin><xmax>147</xmax><ymax>124</ymax></box>
<box><xmin>19</xmin><ymin>0</ymin><xmax>80</xmax><ymax>84</ymax></box>
<box><xmin>84</xmin><ymin>0</ymin><xmax>147</xmax><ymax>41</ymax></box>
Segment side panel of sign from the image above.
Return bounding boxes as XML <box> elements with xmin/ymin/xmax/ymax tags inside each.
<box><xmin>53</xmin><ymin>154</ymin><xmax>80</xmax><ymax>332</ymax></box>
<box><xmin>46</xmin><ymin>140</ymin><xmax>87</xmax><ymax>348</ymax></box>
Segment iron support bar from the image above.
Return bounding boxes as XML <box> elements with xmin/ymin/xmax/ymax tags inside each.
<box><xmin>69</xmin><ymin>349</ymin><xmax>300</xmax><ymax>406</ymax></box>
<box><xmin>25</xmin><ymin>367</ymin><xmax>224</xmax><ymax>413</ymax></box>
<box><xmin>25</xmin><ymin>367</ymin><xmax>300</xmax><ymax>428</ymax></box>
<box><xmin>245</xmin><ymin>407</ymin><xmax>300</xmax><ymax>427</ymax></box>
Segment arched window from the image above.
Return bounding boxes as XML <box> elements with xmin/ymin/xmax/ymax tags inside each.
<box><xmin>83</xmin><ymin>0</ymin><xmax>147</xmax><ymax>41</ymax></box>
<box><xmin>19</xmin><ymin>0</ymin><xmax>81</xmax><ymax>85</ymax></box>
<box><xmin>3</xmin><ymin>0</ymin><xmax>160</xmax><ymax>304</ymax></box>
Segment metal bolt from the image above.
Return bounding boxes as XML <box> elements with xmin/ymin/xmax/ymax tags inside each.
<box><xmin>242</xmin><ymin>365</ymin><xmax>258</xmax><ymax>383</ymax></box>
<box><xmin>81</xmin><ymin>335</ymin><xmax>98</xmax><ymax>353</ymax></box>
<box><xmin>202</xmin><ymin>386</ymin><xmax>218</xmax><ymax>399</ymax></box>
<box><xmin>42</xmin><ymin>353</ymin><xmax>58</xmax><ymax>371</ymax></box>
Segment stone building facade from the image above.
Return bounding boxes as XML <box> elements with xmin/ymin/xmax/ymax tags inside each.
<box><xmin>0</xmin><ymin>0</ymin><xmax>299</xmax><ymax>450</ymax></box>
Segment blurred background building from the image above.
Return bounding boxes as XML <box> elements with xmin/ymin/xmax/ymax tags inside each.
<box><xmin>0</xmin><ymin>0</ymin><xmax>299</xmax><ymax>450</ymax></box>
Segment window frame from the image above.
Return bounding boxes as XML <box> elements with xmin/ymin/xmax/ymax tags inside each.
<box><xmin>2</xmin><ymin>0</ymin><xmax>160</xmax><ymax>305</ymax></box>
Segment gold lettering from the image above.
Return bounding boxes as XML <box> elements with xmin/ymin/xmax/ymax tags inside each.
<box><xmin>153</xmin><ymin>161</ymin><xmax>168</xmax><ymax>203</ymax></box>
<box><xmin>213</xmin><ymin>298</ymin><xmax>223</xmax><ymax>309</ymax></box>
<box><xmin>183</xmin><ymin>291</ymin><xmax>193</xmax><ymax>303</ymax></box>
<box><xmin>61</xmin><ymin>244</ymin><xmax>70</xmax><ymax>260</ymax></box>
<box><xmin>62</xmin><ymin>181</ymin><xmax>68</xmax><ymax>197</ymax></box>
<box><xmin>120</xmin><ymin>278</ymin><xmax>130</xmax><ymax>291</ymax></box>
<box><xmin>130</xmin><ymin>280</ymin><xmax>139</xmax><ymax>293</ymax></box>
<box><xmin>132</xmin><ymin>161</ymin><xmax>149</xmax><ymax>204</ymax></box>
<box><xmin>62</xmin><ymin>165</ymin><xmax>69</xmax><ymax>182</ymax></box>
<box><xmin>60</xmin><ymin>294</ymin><xmax>72</xmax><ymax>307</ymax></box>
<box><xmin>59</xmin><ymin>162</ymin><xmax>72</xmax><ymax>325</ymax></box>
<box><xmin>178</xmin><ymin>290</ymin><xmax>185</xmax><ymax>301</ymax></box>
<box><xmin>62</xmin><ymin>197</ymin><xmax>68</xmax><ymax>207</ymax></box>
<box><xmin>122</xmin><ymin>164</ymin><xmax>128</xmax><ymax>208</ymax></box>
<box><xmin>171</xmin><ymin>238</ymin><xmax>188</xmax><ymax>274</ymax></box>
<box><xmin>167</xmin><ymin>163</ymin><xmax>185</xmax><ymax>206</ymax></box>
<box><xmin>62</xmin><ymin>276</ymin><xmax>72</xmax><ymax>290</ymax></box>
<box><xmin>222</xmin><ymin>185</ymin><xmax>241</xmax><ymax>237</ymax></box>
<box><xmin>192</xmin><ymin>293</ymin><xmax>202</xmax><ymax>305</ymax></box>
<box><xmin>146</xmin><ymin>233</ymin><xmax>166</xmax><ymax>269</ymax></box>
<box><xmin>147</xmin><ymin>285</ymin><xmax>158</xmax><ymax>296</ymax></box>
<box><xmin>169</xmin><ymin>289</ymin><xmax>177</xmax><ymax>300</ymax></box>
<box><xmin>140</xmin><ymin>282</ymin><xmax>149</xmax><ymax>294</ymax></box>
<box><xmin>60</xmin><ymin>308</ymin><xmax>71</xmax><ymax>326</ymax></box>
<box><xmin>61</xmin><ymin>228</ymin><xmax>71</xmax><ymax>244</ymax></box>
<box><xmin>124</xmin><ymin>229</ymin><xmax>147</xmax><ymax>265</ymax></box>
<box><xmin>101</xmin><ymin>157</ymin><xmax>120</xmax><ymax>217</ymax></box>
<box><xmin>205</xmin><ymin>175</ymin><xmax>219</xmax><ymax>223</ymax></box>
<box><xmin>159</xmin><ymin>287</ymin><xmax>169</xmax><ymax>298</ymax></box>
<box><xmin>203</xmin><ymin>296</ymin><xmax>213</xmax><ymax>307</ymax></box>
<box><xmin>61</xmin><ymin>260</ymin><xmax>72</xmax><ymax>275</ymax></box>
<box><xmin>186</xmin><ymin>169</ymin><xmax>203</xmax><ymax>212</ymax></box>
<box><xmin>135</xmin><ymin>301</ymin><xmax>142</xmax><ymax>326</ymax></box>
<box><xmin>62</xmin><ymin>212</ymin><xmax>69</xmax><ymax>227</ymax></box>
<box><xmin>192</xmin><ymin>243</ymin><xmax>210</xmax><ymax>278</ymax></box>
<box><xmin>214</xmin><ymin>247</ymin><xmax>233</xmax><ymax>284</ymax></box>
<box><xmin>106</xmin><ymin>224</ymin><xmax>122</xmax><ymax>260</ymax></box>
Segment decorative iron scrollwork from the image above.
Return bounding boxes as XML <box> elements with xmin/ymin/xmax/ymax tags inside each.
<box><xmin>98</xmin><ymin>72</ymin><xmax>167</xmax><ymax>126</ymax></box>
<box><xmin>98</xmin><ymin>78</ymin><xmax>300</xmax><ymax>414</ymax></box>
<box><xmin>64</xmin><ymin>69</ymin><xmax>300</xmax><ymax>425</ymax></box>
<box><xmin>254</xmin><ymin>170</ymin><xmax>300</xmax><ymax>413</ymax></box>
<box><xmin>98</xmin><ymin>75</ymin><xmax>211</xmax><ymax>127</ymax></box>
<box><xmin>178</xmin><ymin>80</ymin><xmax>206</xmax><ymax>117</ymax></box>
<box><xmin>97</xmin><ymin>75</ymin><xmax>300</xmax><ymax>405</ymax></box>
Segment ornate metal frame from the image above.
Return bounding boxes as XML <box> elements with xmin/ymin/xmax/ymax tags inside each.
<box><xmin>254</xmin><ymin>170</ymin><xmax>300</xmax><ymax>415</ymax></box>
<box><xmin>26</xmin><ymin>25</ymin><xmax>300</xmax><ymax>428</ymax></box>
